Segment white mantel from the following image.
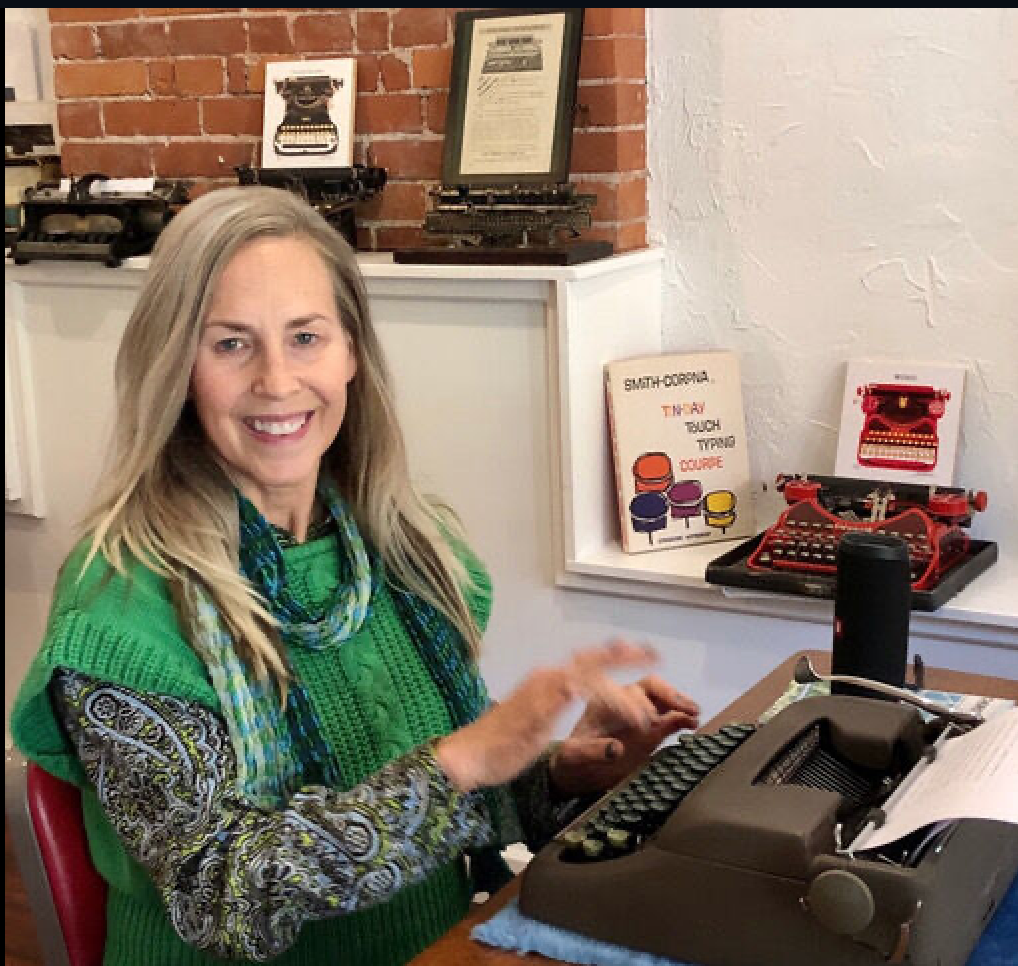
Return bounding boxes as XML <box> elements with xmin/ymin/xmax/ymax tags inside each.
<box><xmin>5</xmin><ymin>254</ymin><xmax>1016</xmax><ymax>743</ymax></box>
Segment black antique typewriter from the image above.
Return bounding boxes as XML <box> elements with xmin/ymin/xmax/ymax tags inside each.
<box><xmin>272</xmin><ymin>74</ymin><xmax>344</xmax><ymax>156</ymax></box>
<box><xmin>520</xmin><ymin>694</ymin><xmax>1018</xmax><ymax>966</ymax></box>
<box><xmin>705</xmin><ymin>474</ymin><xmax>997</xmax><ymax>609</ymax></box>
<box><xmin>10</xmin><ymin>174</ymin><xmax>186</xmax><ymax>267</ymax></box>
<box><xmin>236</xmin><ymin>165</ymin><xmax>386</xmax><ymax>249</ymax></box>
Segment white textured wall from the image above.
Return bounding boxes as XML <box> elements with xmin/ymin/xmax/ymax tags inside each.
<box><xmin>647</xmin><ymin>8</ymin><xmax>1018</xmax><ymax>543</ymax></box>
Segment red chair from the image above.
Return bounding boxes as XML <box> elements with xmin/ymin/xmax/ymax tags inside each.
<box><xmin>6</xmin><ymin>750</ymin><xmax>107</xmax><ymax>966</ymax></box>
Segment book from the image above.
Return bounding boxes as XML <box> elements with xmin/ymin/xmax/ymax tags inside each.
<box><xmin>261</xmin><ymin>58</ymin><xmax>356</xmax><ymax>169</ymax></box>
<box><xmin>605</xmin><ymin>350</ymin><xmax>755</xmax><ymax>554</ymax></box>
<box><xmin>834</xmin><ymin>358</ymin><xmax>967</xmax><ymax>487</ymax></box>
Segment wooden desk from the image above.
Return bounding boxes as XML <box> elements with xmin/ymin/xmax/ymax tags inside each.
<box><xmin>411</xmin><ymin>649</ymin><xmax>1018</xmax><ymax>965</ymax></box>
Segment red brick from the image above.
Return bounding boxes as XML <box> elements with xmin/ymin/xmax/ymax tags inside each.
<box><xmin>379</xmin><ymin>54</ymin><xmax>411</xmax><ymax>92</ymax></box>
<box><xmin>153</xmin><ymin>139</ymin><xmax>254</xmax><ymax>177</ymax></box>
<box><xmin>580</xmin><ymin>36</ymin><xmax>647</xmax><ymax>81</ymax></box>
<box><xmin>60</xmin><ymin>140</ymin><xmax>152</xmax><ymax>177</ymax></box>
<box><xmin>247</xmin><ymin>56</ymin><xmax>295</xmax><ymax>94</ymax></box>
<box><xmin>249</xmin><ymin>17</ymin><xmax>293</xmax><ymax>54</ymax></box>
<box><xmin>571</xmin><ymin>129</ymin><xmax>646</xmax><ymax>173</ymax></box>
<box><xmin>617</xmin><ymin>176</ymin><xmax>648</xmax><ymax>221</ymax></box>
<box><xmin>357</xmin><ymin>56</ymin><xmax>382</xmax><ymax>95</ymax></box>
<box><xmin>614</xmin><ymin>220</ymin><xmax>647</xmax><ymax>252</ymax></box>
<box><xmin>57</xmin><ymin>101</ymin><xmax>103</xmax><ymax>139</ymax></box>
<box><xmin>140</xmin><ymin>8</ymin><xmax>239</xmax><ymax>15</ymax></box>
<box><xmin>573</xmin><ymin>180</ymin><xmax>619</xmax><ymax>221</ymax></box>
<box><xmin>50</xmin><ymin>9</ymin><xmax>139</xmax><ymax>23</ymax></box>
<box><xmin>359</xmin><ymin>181</ymin><xmax>427</xmax><ymax>222</ymax></box>
<box><xmin>55</xmin><ymin>61</ymin><xmax>148</xmax><ymax>98</ymax></box>
<box><xmin>202</xmin><ymin>97</ymin><xmax>262</xmax><ymax>136</ymax></box>
<box><xmin>584</xmin><ymin>8</ymin><xmax>646</xmax><ymax>38</ymax></box>
<box><xmin>576</xmin><ymin>82</ymin><xmax>646</xmax><ymax>129</ymax></box>
<box><xmin>51</xmin><ymin>25</ymin><xmax>97</xmax><ymax>60</ymax></box>
<box><xmin>357</xmin><ymin>93</ymin><xmax>422</xmax><ymax>136</ymax></box>
<box><xmin>412</xmin><ymin>47</ymin><xmax>452</xmax><ymax>90</ymax></box>
<box><xmin>149</xmin><ymin>60</ymin><xmax>175</xmax><ymax>95</ymax></box>
<box><xmin>356</xmin><ymin>11</ymin><xmax>389</xmax><ymax>53</ymax></box>
<box><xmin>167</xmin><ymin>17</ymin><xmax>246</xmax><ymax>56</ymax></box>
<box><xmin>98</xmin><ymin>22</ymin><xmax>168</xmax><ymax>58</ymax></box>
<box><xmin>174</xmin><ymin>58</ymin><xmax>225</xmax><ymax>95</ymax></box>
<box><xmin>292</xmin><ymin>14</ymin><xmax>353</xmax><ymax>53</ymax></box>
<box><xmin>374</xmin><ymin>225</ymin><xmax>425</xmax><ymax>252</ymax></box>
<box><xmin>392</xmin><ymin>8</ymin><xmax>446</xmax><ymax>48</ymax></box>
<box><xmin>424</xmin><ymin>89</ymin><xmax>448</xmax><ymax>134</ymax></box>
<box><xmin>226</xmin><ymin>56</ymin><xmax>248</xmax><ymax>93</ymax></box>
<box><xmin>369</xmin><ymin>139</ymin><xmax>443</xmax><ymax>180</ymax></box>
<box><xmin>104</xmin><ymin>99</ymin><xmax>200</xmax><ymax>136</ymax></box>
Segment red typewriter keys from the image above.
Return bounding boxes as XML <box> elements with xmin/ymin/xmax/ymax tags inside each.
<box><xmin>747</xmin><ymin>475</ymin><xmax>985</xmax><ymax>592</ymax></box>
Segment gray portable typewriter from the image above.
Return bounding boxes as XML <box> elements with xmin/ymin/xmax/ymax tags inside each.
<box><xmin>519</xmin><ymin>695</ymin><xmax>1017</xmax><ymax>966</ymax></box>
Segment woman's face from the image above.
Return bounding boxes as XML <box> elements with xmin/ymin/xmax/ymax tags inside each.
<box><xmin>191</xmin><ymin>235</ymin><xmax>357</xmax><ymax>514</ymax></box>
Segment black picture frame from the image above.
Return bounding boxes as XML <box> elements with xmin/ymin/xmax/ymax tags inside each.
<box><xmin>441</xmin><ymin>8</ymin><xmax>584</xmax><ymax>186</ymax></box>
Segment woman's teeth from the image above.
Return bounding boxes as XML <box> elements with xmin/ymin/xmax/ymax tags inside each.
<box><xmin>249</xmin><ymin>414</ymin><xmax>309</xmax><ymax>435</ymax></box>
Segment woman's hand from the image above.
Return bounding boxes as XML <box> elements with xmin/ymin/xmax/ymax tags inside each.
<box><xmin>548</xmin><ymin>674</ymin><xmax>700</xmax><ymax>799</ymax></box>
<box><xmin>434</xmin><ymin>640</ymin><xmax>661</xmax><ymax>793</ymax></box>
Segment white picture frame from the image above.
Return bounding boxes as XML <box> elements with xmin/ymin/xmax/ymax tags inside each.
<box><xmin>261</xmin><ymin>58</ymin><xmax>356</xmax><ymax>169</ymax></box>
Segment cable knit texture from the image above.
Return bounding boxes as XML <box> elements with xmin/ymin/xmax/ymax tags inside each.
<box><xmin>11</xmin><ymin>532</ymin><xmax>494</xmax><ymax>966</ymax></box>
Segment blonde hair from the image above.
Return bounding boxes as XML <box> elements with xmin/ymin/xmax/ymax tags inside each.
<box><xmin>81</xmin><ymin>186</ymin><xmax>483</xmax><ymax>687</ymax></box>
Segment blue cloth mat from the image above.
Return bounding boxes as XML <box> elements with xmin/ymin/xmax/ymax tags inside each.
<box><xmin>472</xmin><ymin>877</ymin><xmax>1017</xmax><ymax>966</ymax></box>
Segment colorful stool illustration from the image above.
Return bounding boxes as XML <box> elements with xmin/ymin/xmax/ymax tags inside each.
<box><xmin>632</xmin><ymin>452</ymin><xmax>673</xmax><ymax>494</ymax></box>
<box><xmin>704</xmin><ymin>490</ymin><xmax>737</xmax><ymax>534</ymax></box>
<box><xmin>666</xmin><ymin>479</ymin><xmax>703</xmax><ymax>528</ymax></box>
<box><xmin>629</xmin><ymin>492</ymin><xmax>669</xmax><ymax>544</ymax></box>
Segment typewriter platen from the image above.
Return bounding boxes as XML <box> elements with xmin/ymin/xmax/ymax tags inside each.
<box><xmin>705</xmin><ymin>474</ymin><xmax>997</xmax><ymax>610</ymax></box>
<box><xmin>519</xmin><ymin>696</ymin><xmax>1018</xmax><ymax>966</ymax></box>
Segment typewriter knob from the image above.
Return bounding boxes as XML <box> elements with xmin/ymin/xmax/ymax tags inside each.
<box><xmin>805</xmin><ymin>869</ymin><xmax>875</xmax><ymax>936</ymax></box>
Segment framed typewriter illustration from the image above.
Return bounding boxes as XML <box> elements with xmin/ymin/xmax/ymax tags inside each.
<box><xmin>261</xmin><ymin>59</ymin><xmax>356</xmax><ymax>169</ymax></box>
<box><xmin>834</xmin><ymin>358</ymin><xmax>966</xmax><ymax>487</ymax></box>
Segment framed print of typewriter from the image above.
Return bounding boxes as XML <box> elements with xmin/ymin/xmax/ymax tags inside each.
<box><xmin>261</xmin><ymin>59</ymin><xmax>356</xmax><ymax>169</ymax></box>
<box><xmin>834</xmin><ymin>358</ymin><xmax>966</xmax><ymax>487</ymax></box>
<box><xmin>704</xmin><ymin>473</ymin><xmax>997</xmax><ymax>610</ymax></box>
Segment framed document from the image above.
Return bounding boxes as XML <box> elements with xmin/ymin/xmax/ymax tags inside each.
<box><xmin>442</xmin><ymin>9</ymin><xmax>584</xmax><ymax>185</ymax></box>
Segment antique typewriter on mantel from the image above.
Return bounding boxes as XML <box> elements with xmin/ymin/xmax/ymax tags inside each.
<box><xmin>236</xmin><ymin>164</ymin><xmax>386</xmax><ymax>249</ymax></box>
<box><xmin>520</xmin><ymin>692</ymin><xmax>1018</xmax><ymax>966</ymax></box>
<box><xmin>10</xmin><ymin>174</ymin><xmax>186</xmax><ymax>267</ymax></box>
<box><xmin>705</xmin><ymin>474</ymin><xmax>997</xmax><ymax>609</ymax></box>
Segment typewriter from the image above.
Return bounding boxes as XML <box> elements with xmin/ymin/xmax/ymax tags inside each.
<box><xmin>520</xmin><ymin>695</ymin><xmax>1018</xmax><ymax>966</ymax></box>
<box><xmin>856</xmin><ymin>383</ymin><xmax>949</xmax><ymax>473</ymax></box>
<box><xmin>10</xmin><ymin>174</ymin><xmax>185</xmax><ymax>267</ymax></box>
<box><xmin>236</xmin><ymin>164</ymin><xmax>386</xmax><ymax>249</ymax></box>
<box><xmin>705</xmin><ymin>474</ymin><xmax>997</xmax><ymax>609</ymax></box>
<box><xmin>273</xmin><ymin>75</ymin><xmax>343</xmax><ymax>156</ymax></box>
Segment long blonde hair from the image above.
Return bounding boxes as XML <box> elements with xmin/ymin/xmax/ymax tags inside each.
<box><xmin>82</xmin><ymin>186</ymin><xmax>483</xmax><ymax>687</ymax></box>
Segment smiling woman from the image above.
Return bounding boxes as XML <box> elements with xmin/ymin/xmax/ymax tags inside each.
<box><xmin>9</xmin><ymin>186</ymin><xmax>699</xmax><ymax>966</ymax></box>
<box><xmin>192</xmin><ymin>235</ymin><xmax>358</xmax><ymax>538</ymax></box>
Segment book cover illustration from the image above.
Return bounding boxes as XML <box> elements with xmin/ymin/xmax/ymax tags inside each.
<box><xmin>605</xmin><ymin>350</ymin><xmax>755</xmax><ymax>554</ymax></box>
<box><xmin>834</xmin><ymin>359</ymin><xmax>966</xmax><ymax>487</ymax></box>
<box><xmin>261</xmin><ymin>59</ymin><xmax>356</xmax><ymax>169</ymax></box>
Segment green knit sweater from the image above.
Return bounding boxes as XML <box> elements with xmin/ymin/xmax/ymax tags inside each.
<box><xmin>11</xmin><ymin>534</ymin><xmax>496</xmax><ymax>966</ymax></box>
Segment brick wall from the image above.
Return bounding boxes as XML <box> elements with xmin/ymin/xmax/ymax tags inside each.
<box><xmin>48</xmin><ymin>7</ymin><xmax>647</xmax><ymax>251</ymax></box>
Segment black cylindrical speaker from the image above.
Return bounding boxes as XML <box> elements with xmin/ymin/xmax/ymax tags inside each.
<box><xmin>831</xmin><ymin>531</ymin><xmax>911</xmax><ymax>698</ymax></box>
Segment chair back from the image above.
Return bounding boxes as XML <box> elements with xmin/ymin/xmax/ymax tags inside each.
<box><xmin>6</xmin><ymin>751</ymin><xmax>107</xmax><ymax>966</ymax></box>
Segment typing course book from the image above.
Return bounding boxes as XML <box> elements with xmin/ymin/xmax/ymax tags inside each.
<box><xmin>834</xmin><ymin>358</ymin><xmax>967</xmax><ymax>487</ymax></box>
<box><xmin>605</xmin><ymin>350</ymin><xmax>755</xmax><ymax>554</ymax></box>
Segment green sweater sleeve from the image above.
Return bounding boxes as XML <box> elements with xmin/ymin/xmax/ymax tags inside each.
<box><xmin>10</xmin><ymin>540</ymin><xmax>218</xmax><ymax>787</ymax></box>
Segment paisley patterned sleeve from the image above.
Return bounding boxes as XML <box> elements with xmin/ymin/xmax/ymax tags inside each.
<box><xmin>50</xmin><ymin>669</ymin><xmax>493</xmax><ymax>962</ymax></box>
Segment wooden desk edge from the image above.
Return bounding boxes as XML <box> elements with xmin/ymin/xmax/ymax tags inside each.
<box><xmin>410</xmin><ymin>649</ymin><xmax>1018</xmax><ymax>965</ymax></box>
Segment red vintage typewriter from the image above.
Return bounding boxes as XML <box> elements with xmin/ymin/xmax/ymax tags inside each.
<box><xmin>856</xmin><ymin>383</ymin><xmax>949</xmax><ymax>472</ymax></box>
<box><xmin>705</xmin><ymin>474</ymin><xmax>997</xmax><ymax>610</ymax></box>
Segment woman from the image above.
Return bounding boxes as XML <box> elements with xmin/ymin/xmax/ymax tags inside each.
<box><xmin>11</xmin><ymin>186</ymin><xmax>699</xmax><ymax>966</ymax></box>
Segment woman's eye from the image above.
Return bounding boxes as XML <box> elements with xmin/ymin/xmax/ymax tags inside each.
<box><xmin>214</xmin><ymin>337</ymin><xmax>246</xmax><ymax>353</ymax></box>
<box><xmin>294</xmin><ymin>331</ymin><xmax>319</xmax><ymax>347</ymax></box>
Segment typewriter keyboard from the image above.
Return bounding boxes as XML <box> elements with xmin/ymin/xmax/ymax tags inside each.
<box><xmin>558</xmin><ymin>724</ymin><xmax>756</xmax><ymax>862</ymax></box>
<box><xmin>275</xmin><ymin>125</ymin><xmax>338</xmax><ymax>151</ymax></box>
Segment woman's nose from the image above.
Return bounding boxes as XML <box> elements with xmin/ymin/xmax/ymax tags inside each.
<box><xmin>252</xmin><ymin>347</ymin><xmax>299</xmax><ymax>397</ymax></box>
